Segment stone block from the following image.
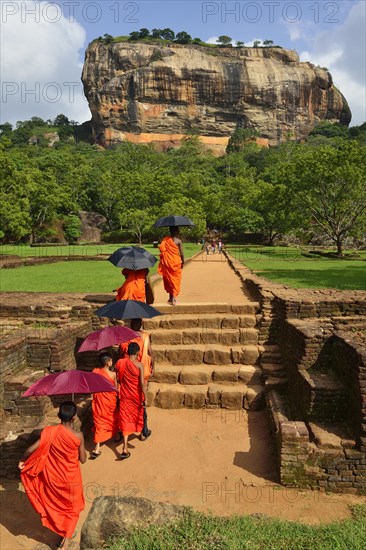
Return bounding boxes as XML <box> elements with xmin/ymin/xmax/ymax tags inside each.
<box><xmin>146</xmin><ymin>383</ymin><xmax>159</xmax><ymax>406</ymax></box>
<box><xmin>213</xmin><ymin>366</ymin><xmax>239</xmax><ymax>382</ymax></box>
<box><xmin>151</xmin><ymin>365</ymin><xmax>181</xmax><ymax>384</ymax></box>
<box><xmin>166</xmin><ymin>347</ymin><xmax>204</xmax><ymax>365</ymax></box>
<box><xmin>239</xmin><ymin>329</ymin><xmax>258</xmax><ymax>344</ymax></box>
<box><xmin>207</xmin><ymin>384</ymin><xmax>221</xmax><ymax>405</ymax></box>
<box><xmin>221</xmin><ymin>387</ymin><xmax>246</xmax><ymax>409</ymax></box>
<box><xmin>220</xmin><ymin>331</ymin><xmax>240</xmax><ymax>346</ymax></box>
<box><xmin>179</xmin><ymin>366</ymin><xmax>211</xmax><ymax>385</ymax></box>
<box><xmin>150</xmin><ymin>331</ymin><xmax>182</xmax><ymax>345</ymax></box>
<box><xmin>221</xmin><ymin>316</ymin><xmax>239</xmax><ymax>329</ymax></box>
<box><xmin>200</xmin><ymin>331</ymin><xmax>220</xmax><ymax>344</ymax></box>
<box><xmin>243</xmin><ymin>385</ymin><xmax>265</xmax><ymax>411</ymax></box>
<box><xmin>184</xmin><ymin>386</ymin><xmax>207</xmax><ymax>408</ymax></box>
<box><xmin>182</xmin><ymin>331</ymin><xmax>200</xmax><ymax>345</ymax></box>
<box><xmin>157</xmin><ymin>386</ymin><xmax>185</xmax><ymax>409</ymax></box>
<box><xmin>204</xmin><ymin>347</ymin><xmax>231</xmax><ymax>365</ymax></box>
<box><xmin>232</xmin><ymin>345</ymin><xmax>259</xmax><ymax>365</ymax></box>
<box><xmin>239</xmin><ymin>315</ymin><xmax>257</xmax><ymax>328</ymax></box>
<box><xmin>238</xmin><ymin>365</ymin><xmax>262</xmax><ymax>384</ymax></box>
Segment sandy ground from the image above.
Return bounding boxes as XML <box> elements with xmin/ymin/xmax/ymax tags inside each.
<box><xmin>1</xmin><ymin>254</ymin><xmax>364</xmax><ymax>549</ymax></box>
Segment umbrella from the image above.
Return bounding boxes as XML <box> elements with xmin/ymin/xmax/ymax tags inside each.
<box><xmin>77</xmin><ymin>326</ymin><xmax>139</xmax><ymax>353</ymax></box>
<box><xmin>96</xmin><ymin>300</ymin><xmax>162</xmax><ymax>320</ymax></box>
<box><xmin>153</xmin><ymin>215</ymin><xmax>195</xmax><ymax>228</ymax></box>
<box><xmin>108</xmin><ymin>246</ymin><xmax>157</xmax><ymax>270</ymax></box>
<box><xmin>23</xmin><ymin>370</ymin><xmax>117</xmax><ymax>400</ymax></box>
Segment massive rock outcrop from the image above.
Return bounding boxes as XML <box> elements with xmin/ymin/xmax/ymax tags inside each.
<box><xmin>82</xmin><ymin>41</ymin><xmax>351</xmax><ymax>149</ymax></box>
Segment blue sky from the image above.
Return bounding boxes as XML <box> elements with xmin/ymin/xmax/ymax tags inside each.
<box><xmin>1</xmin><ymin>0</ymin><xmax>365</xmax><ymax>126</ymax></box>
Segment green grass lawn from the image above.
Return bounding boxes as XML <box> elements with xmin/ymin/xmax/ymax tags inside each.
<box><xmin>0</xmin><ymin>244</ymin><xmax>201</xmax><ymax>292</ymax></box>
<box><xmin>107</xmin><ymin>505</ymin><xmax>366</xmax><ymax>550</ymax></box>
<box><xmin>227</xmin><ymin>246</ymin><xmax>366</xmax><ymax>291</ymax></box>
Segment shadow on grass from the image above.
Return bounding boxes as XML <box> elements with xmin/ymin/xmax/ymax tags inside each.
<box><xmin>254</xmin><ymin>266</ymin><xmax>366</xmax><ymax>290</ymax></box>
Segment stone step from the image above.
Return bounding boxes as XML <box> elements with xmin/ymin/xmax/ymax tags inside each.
<box><xmin>153</xmin><ymin>302</ymin><xmax>260</xmax><ymax>315</ymax></box>
<box><xmin>261</xmin><ymin>352</ymin><xmax>282</xmax><ymax>364</ymax></box>
<box><xmin>151</xmin><ymin>364</ymin><xmax>262</xmax><ymax>385</ymax></box>
<box><xmin>147</xmin><ymin>382</ymin><xmax>265</xmax><ymax>410</ymax></box>
<box><xmin>261</xmin><ymin>363</ymin><xmax>287</xmax><ymax>377</ymax></box>
<box><xmin>152</xmin><ymin>344</ymin><xmax>260</xmax><ymax>366</ymax></box>
<box><xmin>264</xmin><ymin>377</ymin><xmax>288</xmax><ymax>390</ymax></box>
<box><xmin>150</xmin><ymin>328</ymin><xmax>258</xmax><ymax>346</ymax></box>
<box><xmin>144</xmin><ymin>313</ymin><xmax>257</xmax><ymax>331</ymax></box>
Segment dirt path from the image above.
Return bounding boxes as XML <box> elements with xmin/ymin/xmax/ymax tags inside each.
<box><xmin>153</xmin><ymin>252</ymin><xmax>251</xmax><ymax>304</ymax></box>
<box><xmin>1</xmin><ymin>254</ymin><xmax>364</xmax><ymax>549</ymax></box>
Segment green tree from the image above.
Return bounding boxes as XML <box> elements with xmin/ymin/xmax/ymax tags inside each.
<box><xmin>217</xmin><ymin>35</ymin><xmax>232</xmax><ymax>46</ymax></box>
<box><xmin>175</xmin><ymin>31</ymin><xmax>192</xmax><ymax>44</ymax></box>
<box><xmin>138</xmin><ymin>28</ymin><xmax>150</xmax><ymax>39</ymax></box>
<box><xmin>253</xmin><ymin>40</ymin><xmax>261</xmax><ymax>48</ymax></box>
<box><xmin>160</xmin><ymin>28</ymin><xmax>175</xmax><ymax>41</ymax></box>
<box><xmin>226</xmin><ymin>128</ymin><xmax>259</xmax><ymax>153</ymax></box>
<box><xmin>236</xmin><ymin>41</ymin><xmax>245</xmax><ymax>48</ymax></box>
<box><xmin>263</xmin><ymin>39</ymin><xmax>274</xmax><ymax>47</ymax></box>
<box><xmin>309</xmin><ymin>122</ymin><xmax>349</xmax><ymax>139</ymax></box>
<box><xmin>129</xmin><ymin>31</ymin><xmax>140</xmax><ymax>41</ymax></box>
<box><xmin>119</xmin><ymin>208</ymin><xmax>154</xmax><ymax>245</ymax></box>
<box><xmin>151</xmin><ymin>28</ymin><xmax>163</xmax><ymax>38</ymax></box>
<box><xmin>63</xmin><ymin>214</ymin><xmax>82</xmax><ymax>243</ymax></box>
<box><xmin>53</xmin><ymin>114</ymin><xmax>70</xmax><ymax>127</ymax></box>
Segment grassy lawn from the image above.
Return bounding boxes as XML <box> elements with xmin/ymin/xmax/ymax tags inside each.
<box><xmin>107</xmin><ymin>505</ymin><xmax>366</xmax><ymax>550</ymax></box>
<box><xmin>227</xmin><ymin>246</ymin><xmax>366</xmax><ymax>291</ymax></box>
<box><xmin>0</xmin><ymin>244</ymin><xmax>201</xmax><ymax>293</ymax></box>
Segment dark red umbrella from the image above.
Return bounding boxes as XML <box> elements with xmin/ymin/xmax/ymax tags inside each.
<box><xmin>22</xmin><ymin>370</ymin><xmax>117</xmax><ymax>400</ymax></box>
<box><xmin>77</xmin><ymin>326</ymin><xmax>139</xmax><ymax>353</ymax></box>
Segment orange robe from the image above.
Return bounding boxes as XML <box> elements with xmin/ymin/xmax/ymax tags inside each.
<box><xmin>119</xmin><ymin>332</ymin><xmax>152</xmax><ymax>382</ymax></box>
<box><xmin>21</xmin><ymin>425</ymin><xmax>84</xmax><ymax>539</ymax></box>
<box><xmin>158</xmin><ymin>237</ymin><xmax>182</xmax><ymax>297</ymax></box>
<box><xmin>116</xmin><ymin>268</ymin><xmax>147</xmax><ymax>302</ymax></box>
<box><xmin>116</xmin><ymin>357</ymin><xmax>144</xmax><ymax>436</ymax></box>
<box><xmin>91</xmin><ymin>368</ymin><xmax>118</xmax><ymax>443</ymax></box>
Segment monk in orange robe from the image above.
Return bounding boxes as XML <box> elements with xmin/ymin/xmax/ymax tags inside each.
<box><xmin>19</xmin><ymin>402</ymin><xmax>86</xmax><ymax>550</ymax></box>
<box><xmin>158</xmin><ymin>226</ymin><xmax>185</xmax><ymax>305</ymax></box>
<box><xmin>115</xmin><ymin>268</ymin><xmax>148</xmax><ymax>302</ymax></box>
<box><xmin>91</xmin><ymin>352</ymin><xmax>119</xmax><ymax>458</ymax></box>
<box><xmin>119</xmin><ymin>319</ymin><xmax>154</xmax><ymax>383</ymax></box>
<box><xmin>115</xmin><ymin>342</ymin><xmax>147</xmax><ymax>459</ymax></box>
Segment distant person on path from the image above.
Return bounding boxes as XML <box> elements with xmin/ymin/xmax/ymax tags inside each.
<box><xmin>158</xmin><ymin>226</ymin><xmax>185</xmax><ymax>306</ymax></box>
<box><xmin>218</xmin><ymin>239</ymin><xmax>223</xmax><ymax>254</ymax></box>
<box><xmin>91</xmin><ymin>352</ymin><xmax>119</xmax><ymax>458</ymax></box>
<box><xmin>19</xmin><ymin>402</ymin><xmax>86</xmax><ymax>550</ymax></box>
<box><xmin>211</xmin><ymin>239</ymin><xmax>216</xmax><ymax>254</ymax></box>
<box><xmin>119</xmin><ymin>319</ymin><xmax>154</xmax><ymax>383</ymax></box>
<box><xmin>115</xmin><ymin>268</ymin><xmax>149</xmax><ymax>302</ymax></box>
<box><xmin>115</xmin><ymin>342</ymin><xmax>148</xmax><ymax>459</ymax></box>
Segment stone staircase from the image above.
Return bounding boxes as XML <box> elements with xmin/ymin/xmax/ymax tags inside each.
<box><xmin>143</xmin><ymin>302</ymin><xmax>266</xmax><ymax>410</ymax></box>
<box><xmin>261</xmin><ymin>344</ymin><xmax>288</xmax><ymax>391</ymax></box>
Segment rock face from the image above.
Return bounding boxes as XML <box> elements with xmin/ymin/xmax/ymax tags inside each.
<box><xmin>80</xmin><ymin>496</ymin><xmax>184</xmax><ymax>549</ymax></box>
<box><xmin>82</xmin><ymin>42</ymin><xmax>351</xmax><ymax>148</ymax></box>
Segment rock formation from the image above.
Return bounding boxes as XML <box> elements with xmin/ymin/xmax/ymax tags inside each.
<box><xmin>82</xmin><ymin>42</ymin><xmax>351</xmax><ymax>149</ymax></box>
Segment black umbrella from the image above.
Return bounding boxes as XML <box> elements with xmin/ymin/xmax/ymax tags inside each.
<box><xmin>108</xmin><ymin>246</ymin><xmax>157</xmax><ymax>270</ymax></box>
<box><xmin>153</xmin><ymin>215</ymin><xmax>195</xmax><ymax>228</ymax></box>
<box><xmin>96</xmin><ymin>300</ymin><xmax>162</xmax><ymax>320</ymax></box>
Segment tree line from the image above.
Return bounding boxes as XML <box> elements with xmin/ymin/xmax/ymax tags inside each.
<box><xmin>0</xmin><ymin>121</ymin><xmax>365</xmax><ymax>254</ymax></box>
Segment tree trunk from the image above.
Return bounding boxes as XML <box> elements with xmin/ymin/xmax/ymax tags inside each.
<box><xmin>336</xmin><ymin>237</ymin><xmax>343</xmax><ymax>256</ymax></box>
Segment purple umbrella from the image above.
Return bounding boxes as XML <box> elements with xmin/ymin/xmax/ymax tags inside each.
<box><xmin>77</xmin><ymin>325</ymin><xmax>139</xmax><ymax>353</ymax></box>
<box><xmin>23</xmin><ymin>370</ymin><xmax>117</xmax><ymax>401</ymax></box>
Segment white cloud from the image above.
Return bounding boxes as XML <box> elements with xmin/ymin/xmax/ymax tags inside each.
<box><xmin>1</xmin><ymin>1</ymin><xmax>90</xmax><ymax>125</ymax></box>
<box><xmin>299</xmin><ymin>1</ymin><xmax>366</xmax><ymax>125</ymax></box>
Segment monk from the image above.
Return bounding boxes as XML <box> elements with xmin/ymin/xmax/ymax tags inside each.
<box><xmin>115</xmin><ymin>268</ymin><xmax>148</xmax><ymax>302</ymax></box>
<box><xmin>115</xmin><ymin>342</ymin><xmax>148</xmax><ymax>459</ymax></box>
<box><xmin>119</xmin><ymin>319</ymin><xmax>154</xmax><ymax>383</ymax></box>
<box><xmin>91</xmin><ymin>352</ymin><xmax>119</xmax><ymax>458</ymax></box>
<box><xmin>19</xmin><ymin>401</ymin><xmax>86</xmax><ymax>550</ymax></box>
<box><xmin>158</xmin><ymin>226</ymin><xmax>185</xmax><ymax>306</ymax></box>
